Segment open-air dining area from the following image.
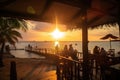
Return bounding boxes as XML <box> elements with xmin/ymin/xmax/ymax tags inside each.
<box><xmin>0</xmin><ymin>0</ymin><xmax>120</xmax><ymax>80</ymax></box>
<box><xmin>1</xmin><ymin>46</ymin><xmax>120</xmax><ymax>80</ymax></box>
<box><xmin>24</xmin><ymin>45</ymin><xmax>120</xmax><ymax>80</ymax></box>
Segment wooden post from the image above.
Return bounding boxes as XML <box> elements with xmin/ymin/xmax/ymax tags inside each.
<box><xmin>82</xmin><ymin>10</ymin><xmax>89</xmax><ymax>80</ymax></box>
<box><xmin>10</xmin><ymin>61</ymin><xmax>17</xmax><ymax>80</ymax></box>
<box><xmin>117</xmin><ymin>21</ymin><xmax>120</xmax><ymax>39</ymax></box>
<box><xmin>110</xmin><ymin>39</ymin><xmax>112</xmax><ymax>49</ymax></box>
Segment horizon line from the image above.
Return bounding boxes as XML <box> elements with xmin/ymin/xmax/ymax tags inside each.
<box><xmin>19</xmin><ymin>40</ymin><xmax>106</xmax><ymax>42</ymax></box>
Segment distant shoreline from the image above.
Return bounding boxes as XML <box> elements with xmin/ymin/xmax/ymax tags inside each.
<box><xmin>111</xmin><ymin>40</ymin><xmax>120</xmax><ymax>42</ymax></box>
<box><xmin>18</xmin><ymin>40</ymin><xmax>110</xmax><ymax>42</ymax></box>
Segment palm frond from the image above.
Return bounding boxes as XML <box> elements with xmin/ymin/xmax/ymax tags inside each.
<box><xmin>18</xmin><ymin>19</ymin><xmax>28</xmax><ymax>32</ymax></box>
<box><xmin>6</xmin><ymin>36</ymin><xmax>15</xmax><ymax>44</ymax></box>
<box><xmin>11</xmin><ymin>36</ymin><xmax>19</xmax><ymax>42</ymax></box>
<box><xmin>9</xmin><ymin>30</ymin><xmax>22</xmax><ymax>38</ymax></box>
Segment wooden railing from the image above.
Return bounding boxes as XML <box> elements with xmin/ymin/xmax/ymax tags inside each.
<box><xmin>55</xmin><ymin>55</ymin><xmax>83</xmax><ymax>80</ymax></box>
<box><xmin>25</xmin><ymin>47</ymin><xmax>94</xmax><ymax>80</ymax></box>
<box><xmin>25</xmin><ymin>47</ymin><xmax>55</xmax><ymax>54</ymax></box>
<box><xmin>25</xmin><ymin>47</ymin><xmax>83</xmax><ymax>58</ymax></box>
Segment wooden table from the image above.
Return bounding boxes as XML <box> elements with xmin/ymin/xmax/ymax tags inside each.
<box><xmin>110</xmin><ymin>63</ymin><xmax>120</xmax><ymax>70</ymax></box>
<box><xmin>109</xmin><ymin>63</ymin><xmax>120</xmax><ymax>80</ymax></box>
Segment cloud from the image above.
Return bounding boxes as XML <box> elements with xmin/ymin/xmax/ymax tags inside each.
<box><xmin>26</xmin><ymin>20</ymin><xmax>67</xmax><ymax>32</ymax></box>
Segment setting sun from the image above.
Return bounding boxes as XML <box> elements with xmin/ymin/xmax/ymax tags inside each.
<box><xmin>51</xmin><ymin>28</ymin><xmax>64</xmax><ymax>40</ymax></box>
<box><xmin>54</xmin><ymin>41</ymin><xmax>59</xmax><ymax>46</ymax></box>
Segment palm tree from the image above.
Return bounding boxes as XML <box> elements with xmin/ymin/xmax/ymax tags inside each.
<box><xmin>0</xmin><ymin>17</ymin><xmax>28</xmax><ymax>67</ymax></box>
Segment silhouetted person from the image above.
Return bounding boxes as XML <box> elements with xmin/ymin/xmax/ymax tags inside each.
<box><xmin>28</xmin><ymin>44</ymin><xmax>31</xmax><ymax>49</ymax></box>
<box><xmin>73</xmin><ymin>49</ymin><xmax>78</xmax><ymax>60</ymax></box>
<box><xmin>5</xmin><ymin>45</ymin><xmax>10</xmax><ymax>53</ymax></box>
<box><xmin>68</xmin><ymin>44</ymin><xmax>77</xmax><ymax>60</ymax></box>
<box><xmin>100</xmin><ymin>47</ymin><xmax>108</xmax><ymax>80</ymax></box>
<box><xmin>93</xmin><ymin>46</ymin><xmax>100</xmax><ymax>74</ymax></box>
<box><xmin>100</xmin><ymin>48</ymin><xmax>107</xmax><ymax>57</ymax></box>
<box><xmin>99</xmin><ymin>48</ymin><xmax>108</xmax><ymax>67</ymax></box>
<box><xmin>63</xmin><ymin>45</ymin><xmax>69</xmax><ymax>57</ymax></box>
<box><xmin>55</xmin><ymin>44</ymin><xmax>59</xmax><ymax>54</ymax></box>
<box><xmin>68</xmin><ymin>44</ymin><xmax>74</xmax><ymax>58</ymax></box>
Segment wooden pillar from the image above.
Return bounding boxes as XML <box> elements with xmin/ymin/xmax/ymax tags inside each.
<box><xmin>118</xmin><ymin>21</ymin><xmax>120</xmax><ymax>40</ymax></box>
<box><xmin>119</xmin><ymin>26</ymin><xmax>120</xmax><ymax>39</ymax></box>
<box><xmin>10</xmin><ymin>61</ymin><xmax>17</xmax><ymax>80</ymax></box>
<box><xmin>82</xmin><ymin>10</ymin><xmax>89</xmax><ymax>80</ymax></box>
<box><xmin>118</xmin><ymin>1</ymin><xmax>120</xmax><ymax>40</ymax></box>
<box><xmin>117</xmin><ymin>21</ymin><xmax>120</xmax><ymax>49</ymax></box>
<box><xmin>81</xmin><ymin>1</ymin><xmax>91</xmax><ymax>80</ymax></box>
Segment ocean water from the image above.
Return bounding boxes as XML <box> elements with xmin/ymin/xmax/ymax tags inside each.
<box><xmin>10</xmin><ymin>41</ymin><xmax>120</xmax><ymax>58</ymax></box>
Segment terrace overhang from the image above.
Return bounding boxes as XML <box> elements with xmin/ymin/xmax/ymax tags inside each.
<box><xmin>0</xmin><ymin>0</ymin><xmax>119</xmax><ymax>28</ymax></box>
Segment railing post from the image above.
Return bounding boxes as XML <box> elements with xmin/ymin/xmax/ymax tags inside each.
<box><xmin>10</xmin><ymin>61</ymin><xmax>17</xmax><ymax>80</ymax></box>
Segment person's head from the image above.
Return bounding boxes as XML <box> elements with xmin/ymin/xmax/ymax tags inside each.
<box><xmin>65</xmin><ymin>45</ymin><xmax>67</xmax><ymax>47</ymax></box>
<box><xmin>69</xmin><ymin>44</ymin><xmax>72</xmax><ymax>47</ymax></box>
<box><xmin>64</xmin><ymin>45</ymin><xmax>67</xmax><ymax>49</ymax></box>
<box><xmin>101</xmin><ymin>47</ymin><xmax>104</xmax><ymax>50</ymax></box>
<box><xmin>94</xmin><ymin>46</ymin><xmax>98</xmax><ymax>49</ymax></box>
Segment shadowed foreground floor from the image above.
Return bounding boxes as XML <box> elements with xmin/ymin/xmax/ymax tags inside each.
<box><xmin>0</xmin><ymin>58</ymin><xmax>57</xmax><ymax>80</ymax></box>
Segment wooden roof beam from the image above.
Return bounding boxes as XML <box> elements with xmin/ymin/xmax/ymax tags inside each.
<box><xmin>0</xmin><ymin>9</ymin><xmax>41</xmax><ymax>21</ymax></box>
<box><xmin>40</xmin><ymin>0</ymin><xmax>53</xmax><ymax>17</ymax></box>
<box><xmin>0</xmin><ymin>0</ymin><xmax>16</xmax><ymax>8</ymax></box>
<box><xmin>54</xmin><ymin>0</ymin><xmax>86</xmax><ymax>8</ymax></box>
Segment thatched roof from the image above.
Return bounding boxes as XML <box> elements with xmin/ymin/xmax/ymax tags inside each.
<box><xmin>0</xmin><ymin>0</ymin><xmax>120</xmax><ymax>29</ymax></box>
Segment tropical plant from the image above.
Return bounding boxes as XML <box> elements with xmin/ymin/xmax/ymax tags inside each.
<box><xmin>0</xmin><ymin>17</ymin><xmax>28</xmax><ymax>67</ymax></box>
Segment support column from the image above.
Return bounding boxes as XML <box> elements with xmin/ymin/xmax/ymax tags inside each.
<box><xmin>82</xmin><ymin>10</ymin><xmax>89</xmax><ymax>80</ymax></box>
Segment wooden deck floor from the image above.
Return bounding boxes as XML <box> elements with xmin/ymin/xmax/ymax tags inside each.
<box><xmin>0</xmin><ymin>58</ymin><xmax>57</xmax><ymax>80</ymax></box>
<box><xmin>0</xmin><ymin>54</ymin><xmax>104</xmax><ymax>80</ymax></box>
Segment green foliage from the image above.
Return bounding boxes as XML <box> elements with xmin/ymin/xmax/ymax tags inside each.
<box><xmin>0</xmin><ymin>17</ymin><xmax>28</xmax><ymax>47</ymax></box>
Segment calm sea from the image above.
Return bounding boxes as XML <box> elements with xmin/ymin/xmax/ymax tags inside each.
<box><xmin>10</xmin><ymin>41</ymin><xmax>120</xmax><ymax>58</ymax></box>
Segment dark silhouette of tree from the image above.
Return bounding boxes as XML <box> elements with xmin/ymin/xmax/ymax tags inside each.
<box><xmin>0</xmin><ymin>17</ymin><xmax>28</xmax><ymax>67</ymax></box>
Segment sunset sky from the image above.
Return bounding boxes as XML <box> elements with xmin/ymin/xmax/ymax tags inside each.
<box><xmin>19</xmin><ymin>20</ymin><xmax>119</xmax><ymax>41</ymax></box>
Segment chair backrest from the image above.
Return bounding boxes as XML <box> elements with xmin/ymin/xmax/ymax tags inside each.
<box><xmin>108</xmin><ymin>49</ymin><xmax>115</xmax><ymax>57</ymax></box>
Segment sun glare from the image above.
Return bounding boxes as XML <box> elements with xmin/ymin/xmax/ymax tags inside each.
<box><xmin>51</xmin><ymin>28</ymin><xmax>64</xmax><ymax>40</ymax></box>
<box><xmin>54</xmin><ymin>41</ymin><xmax>59</xmax><ymax>46</ymax></box>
